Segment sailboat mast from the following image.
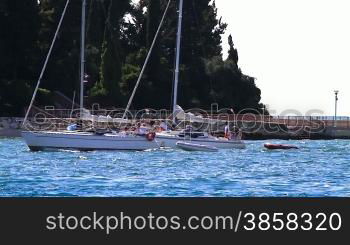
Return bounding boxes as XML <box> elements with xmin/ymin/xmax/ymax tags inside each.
<box><xmin>80</xmin><ymin>0</ymin><xmax>86</xmax><ymax>115</ymax></box>
<box><xmin>173</xmin><ymin>0</ymin><xmax>184</xmax><ymax>122</ymax></box>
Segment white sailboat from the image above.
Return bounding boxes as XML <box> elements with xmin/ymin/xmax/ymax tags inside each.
<box><xmin>22</xmin><ymin>0</ymin><xmax>245</xmax><ymax>151</ymax></box>
<box><xmin>22</xmin><ymin>0</ymin><xmax>162</xmax><ymax>151</ymax></box>
<box><xmin>155</xmin><ymin>0</ymin><xmax>245</xmax><ymax>150</ymax></box>
<box><xmin>22</xmin><ymin>130</ymin><xmax>158</xmax><ymax>151</ymax></box>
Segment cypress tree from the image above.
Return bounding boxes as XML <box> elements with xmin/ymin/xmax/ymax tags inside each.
<box><xmin>227</xmin><ymin>34</ymin><xmax>239</xmax><ymax>67</ymax></box>
<box><xmin>90</xmin><ymin>0</ymin><xmax>130</xmax><ymax>106</ymax></box>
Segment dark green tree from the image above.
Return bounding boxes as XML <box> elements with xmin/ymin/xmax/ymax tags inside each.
<box><xmin>227</xmin><ymin>34</ymin><xmax>238</xmax><ymax>67</ymax></box>
<box><xmin>89</xmin><ymin>0</ymin><xmax>130</xmax><ymax>106</ymax></box>
<box><xmin>0</xmin><ymin>0</ymin><xmax>40</xmax><ymax>116</ymax></box>
<box><xmin>0</xmin><ymin>0</ymin><xmax>265</xmax><ymax>116</ymax></box>
<box><xmin>38</xmin><ymin>0</ymin><xmax>82</xmax><ymax>97</ymax></box>
<box><xmin>177</xmin><ymin>0</ymin><xmax>227</xmax><ymax>108</ymax></box>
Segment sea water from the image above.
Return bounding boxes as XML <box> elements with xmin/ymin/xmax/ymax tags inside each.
<box><xmin>0</xmin><ymin>138</ymin><xmax>349</xmax><ymax>197</ymax></box>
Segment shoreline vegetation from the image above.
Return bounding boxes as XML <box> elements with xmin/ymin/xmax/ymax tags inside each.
<box><xmin>0</xmin><ymin>0</ymin><xmax>265</xmax><ymax>117</ymax></box>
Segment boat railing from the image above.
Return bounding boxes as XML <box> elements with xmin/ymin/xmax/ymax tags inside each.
<box><xmin>24</xmin><ymin>107</ymin><xmax>350</xmax><ymax>130</ymax></box>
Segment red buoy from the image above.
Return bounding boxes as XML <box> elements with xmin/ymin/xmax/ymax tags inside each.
<box><xmin>146</xmin><ymin>132</ymin><xmax>156</xmax><ymax>141</ymax></box>
<box><xmin>264</xmin><ymin>143</ymin><xmax>299</xmax><ymax>150</ymax></box>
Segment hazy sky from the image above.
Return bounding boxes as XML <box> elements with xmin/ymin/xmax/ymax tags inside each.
<box><xmin>215</xmin><ymin>0</ymin><xmax>350</xmax><ymax>116</ymax></box>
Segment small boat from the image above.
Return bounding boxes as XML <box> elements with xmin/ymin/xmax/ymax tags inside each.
<box><xmin>156</xmin><ymin>130</ymin><xmax>245</xmax><ymax>149</ymax></box>
<box><xmin>264</xmin><ymin>143</ymin><xmax>299</xmax><ymax>150</ymax></box>
<box><xmin>176</xmin><ymin>141</ymin><xmax>219</xmax><ymax>152</ymax></box>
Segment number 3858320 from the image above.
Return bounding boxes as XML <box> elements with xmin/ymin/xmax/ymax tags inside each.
<box><xmin>243</xmin><ymin>212</ymin><xmax>342</xmax><ymax>231</ymax></box>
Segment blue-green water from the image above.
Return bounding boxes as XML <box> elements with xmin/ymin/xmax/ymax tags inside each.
<box><xmin>0</xmin><ymin>138</ymin><xmax>349</xmax><ymax>197</ymax></box>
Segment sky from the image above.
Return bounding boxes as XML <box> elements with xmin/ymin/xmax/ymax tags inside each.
<box><xmin>215</xmin><ymin>0</ymin><xmax>350</xmax><ymax>116</ymax></box>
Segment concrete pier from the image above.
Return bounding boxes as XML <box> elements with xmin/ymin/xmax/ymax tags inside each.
<box><xmin>325</xmin><ymin>127</ymin><xmax>350</xmax><ymax>138</ymax></box>
<box><xmin>2</xmin><ymin>114</ymin><xmax>350</xmax><ymax>140</ymax></box>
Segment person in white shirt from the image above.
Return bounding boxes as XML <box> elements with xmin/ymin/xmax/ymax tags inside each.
<box><xmin>160</xmin><ymin>120</ymin><xmax>168</xmax><ymax>131</ymax></box>
<box><xmin>138</xmin><ymin>126</ymin><xmax>148</xmax><ymax>135</ymax></box>
<box><xmin>224</xmin><ymin>123</ymin><xmax>231</xmax><ymax>139</ymax></box>
<box><xmin>135</xmin><ymin>123</ymin><xmax>148</xmax><ymax>136</ymax></box>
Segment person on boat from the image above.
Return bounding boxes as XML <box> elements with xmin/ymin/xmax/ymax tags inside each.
<box><xmin>224</xmin><ymin>123</ymin><xmax>232</xmax><ymax>139</ymax></box>
<box><xmin>121</xmin><ymin>126</ymin><xmax>129</xmax><ymax>134</ymax></box>
<box><xmin>67</xmin><ymin>124</ymin><xmax>78</xmax><ymax>131</ymax></box>
<box><xmin>152</xmin><ymin>121</ymin><xmax>160</xmax><ymax>132</ymax></box>
<box><xmin>135</xmin><ymin>123</ymin><xmax>149</xmax><ymax>136</ymax></box>
<box><xmin>160</xmin><ymin>120</ymin><xmax>168</xmax><ymax>131</ymax></box>
<box><xmin>230</xmin><ymin>127</ymin><xmax>242</xmax><ymax>140</ymax></box>
<box><xmin>184</xmin><ymin>124</ymin><xmax>193</xmax><ymax>133</ymax></box>
<box><xmin>76</xmin><ymin>120</ymin><xmax>83</xmax><ymax>130</ymax></box>
<box><xmin>237</xmin><ymin>128</ymin><xmax>243</xmax><ymax>140</ymax></box>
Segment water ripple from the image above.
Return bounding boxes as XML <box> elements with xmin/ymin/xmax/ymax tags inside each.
<box><xmin>0</xmin><ymin>138</ymin><xmax>349</xmax><ymax>196</ymax></box>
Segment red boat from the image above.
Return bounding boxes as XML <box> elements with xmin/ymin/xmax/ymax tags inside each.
<box><xmin>264</xmin><ymin>143</ymin><xmax>299</xmax><ymax>150</ymax></box>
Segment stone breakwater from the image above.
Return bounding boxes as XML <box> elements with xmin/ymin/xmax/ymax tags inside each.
<box><xmin>1</xmin><ymin>116</ymin><xmax>350</xmax><ymax>140</ymax></box>
<box><xmin>0</xmin><ymin>117</ymin><xmax>23</xmax><ymax>137</ymax></box>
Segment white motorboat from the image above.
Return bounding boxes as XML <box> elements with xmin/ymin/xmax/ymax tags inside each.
<box><xmin>176</xmin><ymin>141</ymin><xmax>218</xmax><ymax>152</ymax></box>
<box><xmin>22</xmin><ymin>131</ymin><xmax>159</xmax><ymax>151</ymax></box>
<box><xmin>156</xmin><ymin>131</ymin><xmax>245</xmax><ymax>149</ymax></box>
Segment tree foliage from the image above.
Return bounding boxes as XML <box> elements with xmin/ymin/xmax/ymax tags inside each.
<box><xmin>0</xmin><ymin>0</ymin><xmax>265</xmax><ymax>116</ymax></box>
<box><xmin>0</xmin><ymin>0</ymin><xmax>40</xmax><ymax>116</ymax></box>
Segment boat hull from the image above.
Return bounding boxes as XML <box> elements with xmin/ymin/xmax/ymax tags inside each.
<box><xmin>264</xmin><ymin>143</ymin><xmax>299</xmax><ymax>150</ymax></box>
<box><xmin>22</xmin><ymin>131</ymin><xmax>159</xmax><ymax>151</ymax></box>
<box><xmin>156</xmin><ymin>133</ymin><xmax>245</xmax><ymax>149</ymax></box>
<box><xmin>176</xmin><ymin>142</ymin><xmax>218</xmax><ymax>152</ymax></box>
